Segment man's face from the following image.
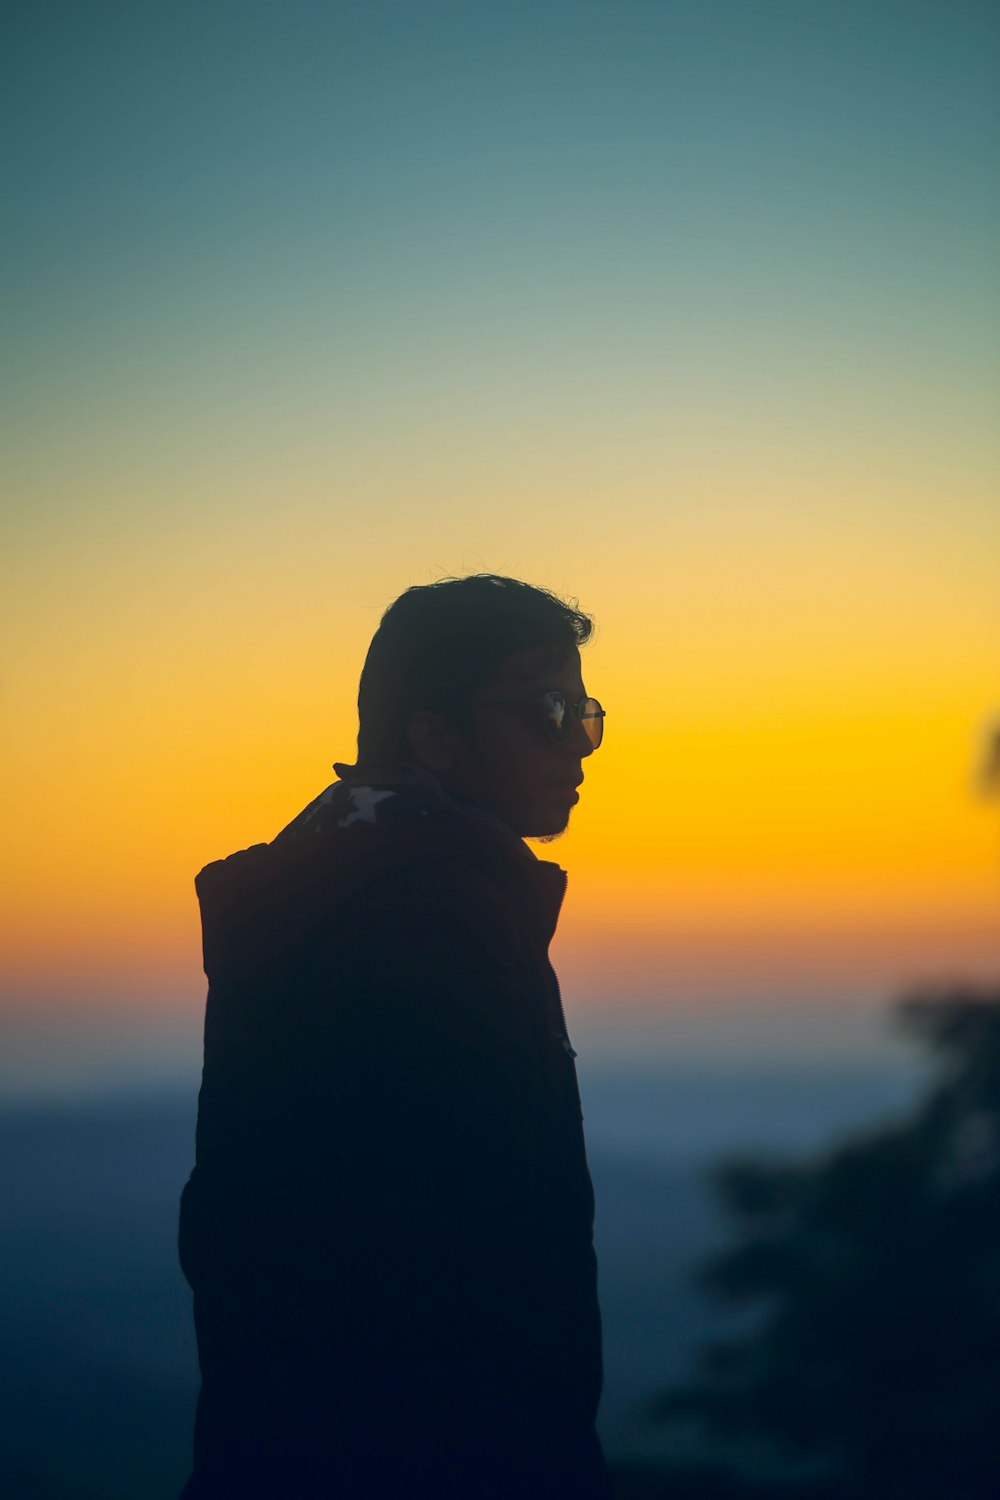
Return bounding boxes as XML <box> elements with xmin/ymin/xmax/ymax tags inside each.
<box><xmin>445</xmin><ymin>645</ymin><xmax>596</xmax><ymax>838</ymax></box>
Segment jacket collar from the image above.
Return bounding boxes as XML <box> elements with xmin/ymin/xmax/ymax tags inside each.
<box><xmin>328</xmin><ymin>762</ymin><xmax>568</xmax><ymax>952</ymax></box>
<box><xmin>198</xmin><ymin>765</ymin><xmax>568</xmax><ymax>981</ymax></box>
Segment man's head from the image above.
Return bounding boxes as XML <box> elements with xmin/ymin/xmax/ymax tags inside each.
<box><xmin>356</xmin><ymin>575</ymin><xmax>600</xmax><ymax>837</ymax></box>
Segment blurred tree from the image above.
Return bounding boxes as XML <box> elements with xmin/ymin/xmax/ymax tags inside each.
<box><xmin>977</xmin><ymin>719</ymin><xmax>1000</xmax><ymax>794</ymax></box>
<box><xmin>652</xmin><ymin>988</ymin><xmax>1000</xmax><ymax>1500</ymax></box>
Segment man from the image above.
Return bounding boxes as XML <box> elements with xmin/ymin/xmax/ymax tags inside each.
<box><xmin>179</xmin><ymin>574</ymin><xmax>611</xmax><ymax>1498</ymax></box>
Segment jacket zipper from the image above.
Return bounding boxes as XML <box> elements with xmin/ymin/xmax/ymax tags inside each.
<box><xmin>547</xmin><ymin>875</ymin><xmax>577</xmax><ymax>1058</ymax></box>
<box><xmin>550</xmin><ymin>962</ymin><xmax>578</xmax><ymax>1058</ymax></box>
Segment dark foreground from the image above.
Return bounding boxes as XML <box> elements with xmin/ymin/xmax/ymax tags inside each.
<box><xmin>0</xmin><ymin>1060</ymin><xmax>926</xmax><ymax>1499</ymax></box>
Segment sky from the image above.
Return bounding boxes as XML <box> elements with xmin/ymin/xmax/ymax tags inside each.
<box><xmin>2</xmin><ymin>0</ymin><xmax>998</xmax><ymax>1095</ymax></box>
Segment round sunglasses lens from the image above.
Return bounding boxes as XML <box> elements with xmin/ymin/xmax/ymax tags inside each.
<box><xmin>542</xmin><ymin>692</ymin><xmax>567</xmax><ymax>740</ymax></box>
<box><xmin>580</xmin><ymin>698</ymin><xmax>604</xmax><ymax>749</ymax></box>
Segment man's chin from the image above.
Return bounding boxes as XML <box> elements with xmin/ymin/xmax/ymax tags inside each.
<box><xmin>528</xmin><ymin>809</ymin><xmax>573</xmax><ymax>842</ymax></box>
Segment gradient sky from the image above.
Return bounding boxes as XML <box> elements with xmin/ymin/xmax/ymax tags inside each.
<box><xmin>2</xmin><ymin>1</ymin><xmax>998</xmax><ymax>1092</ymax></box>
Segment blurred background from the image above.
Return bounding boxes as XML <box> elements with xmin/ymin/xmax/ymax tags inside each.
<box><xmin>2</xmin><ymin>2</ymin><xmax>997</xmax><ymax>1495</ymax></box>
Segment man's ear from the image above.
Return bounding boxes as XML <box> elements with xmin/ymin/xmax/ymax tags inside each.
<box><xmin>406</xmin><ymin>710</ymin><xmax>464</xmax><ymax>772</ymax></box>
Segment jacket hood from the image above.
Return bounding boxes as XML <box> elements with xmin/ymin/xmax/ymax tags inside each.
<box><xmin>195</xmin><ymin>768</ymin><xmax>567</xmax><ymax>985</ymax></box>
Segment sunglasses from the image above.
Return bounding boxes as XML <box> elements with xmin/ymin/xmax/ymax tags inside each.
<box><xmin>466</xmin><ymin>691</ymin><xmax>605</xmax><ymax>750</ymax></box>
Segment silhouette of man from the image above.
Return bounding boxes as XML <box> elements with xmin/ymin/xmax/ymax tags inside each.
<box><xmin>179</xmin><ymin>575</ymin><xmax>611</xmax><ymax>1498</ymax></box>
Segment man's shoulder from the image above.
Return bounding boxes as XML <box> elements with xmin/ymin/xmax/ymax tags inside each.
<box><xmin>353</xmin><ymin>849</ymin><xmax>527</xmax><ymax>957</ymax></box>
<box><xmin>195</xmin><ymin>775</ymin><xmax>566</xmax><ymax>980</ymax></box>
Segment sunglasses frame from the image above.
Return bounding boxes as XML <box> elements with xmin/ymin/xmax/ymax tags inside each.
<box><xmin>462</xmin><ymin>691</ymin><xmax>605</xmax><ymax>749</ymax></box>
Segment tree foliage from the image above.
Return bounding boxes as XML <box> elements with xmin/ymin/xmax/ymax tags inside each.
<box><xmin>655</xmin><ymin>988</ymin><xmax>1000</xmax><ymax>1499</ymax></box>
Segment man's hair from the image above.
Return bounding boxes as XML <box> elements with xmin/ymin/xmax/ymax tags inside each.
<box><xmin>356</xmin><ymin>574</ymin><xmax>593</xmax><ymax>767</ymax></box>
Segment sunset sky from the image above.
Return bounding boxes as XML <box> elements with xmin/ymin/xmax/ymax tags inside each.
<box><xmin>3</xmin><ymin>1</ymin><xmax>998</xmax><ymax>1095</ymax></box>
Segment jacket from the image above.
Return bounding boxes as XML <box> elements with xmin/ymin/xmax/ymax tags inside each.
<box><xmin>178</xmin><ymin>769</ymin><xmax>610</xmax><ymax>1498</ymax></box>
